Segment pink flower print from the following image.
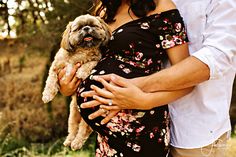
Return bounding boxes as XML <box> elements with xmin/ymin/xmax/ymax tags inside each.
<box><xmin>161</xmin><ymin>39</ymin><xmax>175</xmax><ymax>49</ymax></box>
<box><xmin>164</xmin><ymin>126</ymin><xmax>170</xmax><ymax>146</ymax></box>
<box><xmin>147</xmin><ymin>58</ymin><xmax>153</xmax><ymax>65</ymax></box>
<box><xmin>174</xmin><ymin>23</ymin><xmax>182</xmax><ymax>32</ymax></box>
<box><xmin>96</xmin><ymin>134</ymin><xmax>118</xmax><ymax>157</ymax></box>
<box><xmin>163</xmin><ymin>18</ymin><xmax>169</xmax><ymax>23</ymax></box>
<box><xmin>119</xmin><ymin>64</ymin><xmax>125</xmax><ymax>69</ymax></box>
<box><xmin>173</xmin><ymin>35</ymin><xmax>183</xmax><ymax>45</ymax></box>
<box><xmin>156</xmin><ymin>44</ymin><xmax>161</xmax><ymax>48</ymax></box>
<box><xmin>158</xmin><ymin>138</ymin><xmax>163</xmax><ymax>143</ymax></box>
<box><xmin>124</xmin><ymin>50</ymin><xmax>130</xmax><ymax>55</ymax></box>
<box><xmin>135</xmin><ymin>52</ymin><xmax>143</xmax><ymax>61</ymax></box>
<box><xmin>155</xmin><ymin>14</ymin><xmax>161</xmax><ymax>18</ymax></box>
<box><xmin>145</xmin><ymin>69</ymin><xmax>150</xmax><ymax>74</ymax></box>
<box><xmin>123</xmin><ymin>68</ymin><xmax>131</xmax><ymax>74</ymax></box>
<box><xmin>150</xmin><ymin>132</ymin><xmax>155</xmax><ymax>139</ymax></box>
<box><xmin>129</xmin><ymin>43</ymin><xmax>135</xmax><ymax>49</ymax></box>
<box><xmin>132</xmin><ymin>144</ymin><xmax>141</xmax><ymax>152</ymax></box>
<box><xmin>163</xmin><ymin>26</ymin><xmax>168</xmax><ymax>30</ymax></box>
<box><xmin>140</xmin><ymin>22</ymin><xmax>150</xmax><ymax>29</ymax></box>
<box><xmin>153</xmin><ymin>127</ymin><xmax>159</xmax><ymax>133</ymax></box>
<box><xmin>129</xmin><ymin>61</ymin><xmax>137</xmax><ymax>66</ymax></box>
<box><xmin>136</xmin><ymin>126</ymin><xmax>145</xmax><ymax>133</ymax></box>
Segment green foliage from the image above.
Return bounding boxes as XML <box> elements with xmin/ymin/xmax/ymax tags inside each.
<box><xmin>0</xmin><ymin>134</ymin><xmax>96</xmax><ymax>157</ymax></box>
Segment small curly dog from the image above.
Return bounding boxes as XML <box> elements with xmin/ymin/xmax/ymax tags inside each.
<box><xmin>42</xmin><ymin>14</ymin><xmax>110</xmax><ymax>150</ymax></box>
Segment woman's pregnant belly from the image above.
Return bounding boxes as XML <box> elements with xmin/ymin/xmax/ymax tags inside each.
<box><xmin>76</xmin><ymin>56</ymin><xmax>165</xmax><ymax>137</ymax></box>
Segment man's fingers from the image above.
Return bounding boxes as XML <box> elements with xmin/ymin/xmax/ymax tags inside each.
<box><xmin>81</xmin><ymin>100</ymin><xmax>100</xmax><ymax>108</ymax></box>
<box><xmin>88</xmin><ymin>108</ymin><xmax>107</xmax><ymax>120</ymax></box>
<box><xmin>101</xmin><ymin>110</ymin><xmax>119</xmax><ymax>125</ymax></box>
<box><xmin>100</xmin><ymin>104</ymin><xmax>121</xmax><ymax>110</ymax></box>
<box><xmin>93</xmin><ymin>74</ymin><xmax>114</xmax><ymax>81</ymax></box>
<box><xmin>110</xmin><ymin>75</ymin><xmax>130</xmax><ymax>88</ymax></box>
<box><xmin>92</xmin><ymin>94</ymin><xmax>112</xmax><ymax>105</ymax></box>
<box><xmin>81</xmin><ymin>90</ymin><xmax>97</xmax><ymax>98</ymax></box>
<box><xmin>95</xmin><ymin>78</ymin><xmax>119</xmax><ymax>93</ymax></box>
<box><xmin>91</xmin><ymin>84</ymin><xmax>114</xmax><ymax>98</ymax></box>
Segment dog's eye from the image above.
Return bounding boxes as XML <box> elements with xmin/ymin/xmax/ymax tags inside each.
<box><xmin>72</xmin><ymin>28</ymin><xmax>79</xmax><ymax>32</ymax></box>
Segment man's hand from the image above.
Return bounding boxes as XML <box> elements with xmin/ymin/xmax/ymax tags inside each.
<box><xmin>57</xmin><ymin>63</ymin><xmax>81</xmax><ymax>96</ymax></box>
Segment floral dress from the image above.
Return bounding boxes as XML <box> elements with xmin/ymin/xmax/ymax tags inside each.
<box><xmin>77</xmin><ymin>9</ymin><xmax>188</xmax><ymax>157</ymax></box>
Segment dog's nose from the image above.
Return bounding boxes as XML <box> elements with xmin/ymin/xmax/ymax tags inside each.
<box><xmin>83</xmin><ymin>26</ymin><xmax>90</xmax><ymax>31</ymax></box>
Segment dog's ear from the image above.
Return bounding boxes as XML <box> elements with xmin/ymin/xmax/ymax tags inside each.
<box><xmin>96</xmin><ymin>16</ymin><xmax>111</xmax><ymax>46</ymax></box>
<box><xmin>61</xmin><ymin>22</ymin><xmax>75</xmax><ymax>52</ymax></box>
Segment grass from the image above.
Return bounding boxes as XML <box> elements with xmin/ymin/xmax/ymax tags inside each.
<box><xmin>227</xmin><ymin>136</ymin><xmax>236</xmax><ymax>157</ymax></box>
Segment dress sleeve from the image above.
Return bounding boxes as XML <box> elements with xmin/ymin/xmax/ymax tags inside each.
<box><xmin>157</xmin><ymin>10</ymin><xmax>188</xmax><ymax>49</ymax></box>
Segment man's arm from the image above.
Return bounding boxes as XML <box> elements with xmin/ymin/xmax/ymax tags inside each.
<box><xmin>135</xmin><ymin>0</ymin><xmax>236</xmax><ymax>92</ymax></box>
<box><xmin>136</xmin><ymin>56</ymin><xmax>210</xmax><ymax>92</ymax></box>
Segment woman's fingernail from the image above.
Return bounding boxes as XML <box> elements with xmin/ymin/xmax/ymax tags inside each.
<box><xmin>88</xmin><ymin>116</ymin><xmax>92</xmax><ymax>120</ymax></box>
<box><xmin>93</xmin><ymin>76</ymin><xmax>98</xmax><ymax>80</ymax></box>
<box><xmin>111</xmin><ymin>75</ymin><xmax>116</xmax><ymax>81</ymax></box>
<box><xmin>101</xmin><ymin>121</ymin><xmax>105</xmax><ymax>125</ymax></box>
<box><xmin>80</xmin><ymin>93</ymin><xmax>84</xmax><ymax>97</ymax></box>
<box><xmin>90</xmin><ymin>85</ymin><xmax>95</xmax><ymax>89</ymax></box>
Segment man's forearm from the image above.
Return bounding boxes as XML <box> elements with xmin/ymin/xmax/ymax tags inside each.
<box><xmin>135</xmin><ymin>56</ymin><xmax>210</xmax><ymax>92</ymax></box>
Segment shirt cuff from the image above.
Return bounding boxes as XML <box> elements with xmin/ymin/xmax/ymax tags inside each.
<box><xmin>191</xmin><ymin>47</ymin><xmax>223</xmax><ymax>80</ymax></box>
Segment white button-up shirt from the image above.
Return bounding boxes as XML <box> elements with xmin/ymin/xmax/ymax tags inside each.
<box><xmin>170</xmin><ymin>0</ymin><xmax>236</xmax><ymax>148</ymax></box>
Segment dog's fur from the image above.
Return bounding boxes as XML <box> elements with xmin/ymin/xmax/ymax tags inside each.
<box><xmin>42</xmin><ymin>14</ymin><xmax>110</xmax><ymax>150</ymax></box>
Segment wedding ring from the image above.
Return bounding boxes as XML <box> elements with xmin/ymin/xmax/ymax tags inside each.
<box><xmin>108</xmin><ymin>99</ymin><xmax>113</xmax><ymax>106</ymax></box>
<box><xmin>100</xmin><ymin>108</ymin><xmax>106</xmax><ymax>113</ymax></box>
<box><xmin>100</xmin><ymin>108</ymin><xmax>109</xmax><ymax>115</ymax></box>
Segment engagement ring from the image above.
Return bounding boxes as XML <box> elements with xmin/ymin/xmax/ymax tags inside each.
<box><xmin>108</xmin><ymin>99</ymin><xmax>113</xmax><ymax>106</ymax></box>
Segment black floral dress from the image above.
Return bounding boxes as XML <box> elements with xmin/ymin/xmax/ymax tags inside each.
<box><xmin>77</xmin><ymin>9</ymin><xmax>188</xmax><ymax>157</ymax></box>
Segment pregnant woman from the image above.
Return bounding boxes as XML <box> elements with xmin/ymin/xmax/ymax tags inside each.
<box><xmin>58</xmin><ymin>0</ymin><xmax>191</xmax><ymax>156</ymax></box>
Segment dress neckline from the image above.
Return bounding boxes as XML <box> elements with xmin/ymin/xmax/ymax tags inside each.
<box><xmin>111</xmin><ymin>9</ymin><xmax>178</xmax><ymax>33</ymax></box>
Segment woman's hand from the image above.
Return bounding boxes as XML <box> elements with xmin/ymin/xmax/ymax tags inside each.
<box><xmin>57</xmin><ymin>63</ymin><xmax>81</xmax><ymax>96</ymax></box>
<box><xmin>81</xmin><ymin>74</ymin><xmax>151</xmax><ymax>110</ymax></box>
<box><xmin>80</xmin><ymin>96</ymin><xmax>120</xmax><ymax>125</ymax></box>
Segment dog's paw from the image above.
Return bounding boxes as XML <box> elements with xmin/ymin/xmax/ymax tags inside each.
<box><xmin>63</xmin><ymin>135</ymin><xmax>75</xmax><ymax>147</ymax></box>
<box><xmin>70</xmin><ymin>138</ymin><xmax>85</xmax><ymax>151</ymax></box>
<box><xmin>42</xmin><ymin>95</ymin><xmax>51</xmax><ymax>103</ymax></box>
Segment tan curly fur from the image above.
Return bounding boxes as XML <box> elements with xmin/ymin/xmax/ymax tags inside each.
<box><xmin>42</xmin><ymin>14</ymin><xmax>110</xmax><ymax>150</ymax></box>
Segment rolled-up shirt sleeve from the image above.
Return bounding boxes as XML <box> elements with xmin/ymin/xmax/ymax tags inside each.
<box><xmin>192</xmin><ymin>0</ymin><xmax>236</xmax><ymax>79</ymax></box>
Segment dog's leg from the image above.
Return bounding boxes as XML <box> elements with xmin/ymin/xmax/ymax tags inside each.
<box><xmin>63</xmin><ymin>94</ymin><xmax>81</xmax><ymax>147</ymax></box>
<box><xmin>71</xmin><ymin>118</ymin><xmax>93</xmax><ymax>150</ymax></box>
<box><xmin>76</xmin><ymin>61</ymin><xmax>98</xmax><ymax>80</ymax></box>
<box><xmin>42</xmin><ymin>62</ymin><xmax>59</xmax><ymax>103</ymax></box>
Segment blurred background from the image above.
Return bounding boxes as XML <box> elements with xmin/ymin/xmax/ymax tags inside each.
<box><xmin>0</xmin><ymin>0</ymin><xmax>235</xmax><ymax>157</ymax></box>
